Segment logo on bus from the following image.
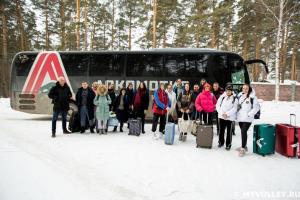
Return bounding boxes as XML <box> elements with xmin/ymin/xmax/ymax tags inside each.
<box><xmin>22</xmin><ymin>51</ymin><xmax>73</xmax><ymax>95</ymax></box>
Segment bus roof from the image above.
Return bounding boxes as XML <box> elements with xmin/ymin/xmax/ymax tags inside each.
<box><xmin>16</xmin><ymin>48</ymin><xmax>238</xmax><ymax>55</ymax></box>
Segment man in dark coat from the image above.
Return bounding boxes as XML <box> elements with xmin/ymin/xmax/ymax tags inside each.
<box><xmin>48</xmin><ymin>77</ymin><xmax>72</xmax><ymax>138</ymax></box>
<box><xmin>191</xmin><ymin>84</ymin><xmax>200</xmax><ymax>120</ymax></box>
<box><xmin>76</xmin><ymin>81</ymin><xmax>96</xmax><ymax>133</ymax></box>
<box><xmin>212</xmin><ymin>82</ymin><xmax>224</xmax><ymax>100</ymax></box>
<box><xmin>212</xmin><ymin>82</ymin><xmax>224</xmax><ymax>135</ymax></box>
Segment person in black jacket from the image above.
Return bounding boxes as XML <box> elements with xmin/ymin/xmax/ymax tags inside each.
<box><xmin>75</xmin><ymin>81</ymin><xmax>96</xmax><ymax>133</ymax></box>
<box><xmin>191</xmin><ymin>84</ymin><xmax>200</xmax><ymax>120</ymax></box>
<box><xmin>126</xmin><ymin>83</ymin><xmax>135</xmax><ymax>121</ymax></box>
<box><xmin>213</xmin><ymin>82</ymin><xmax>224</xmax><ymax>135</ymax></box>
<box><xmin>133</xmin><ymin>82</ymin><xmax>149</xmax><ymax>133</ymax></box>
<box><xmin>48</xmin><ymin>77</ymin><xmax>72</xmax><ymax>138</ymax></box>
<box><xmin>113</xmin><ymin>88</ymin><xmax>129</xmax><ymax>132</ymax></box>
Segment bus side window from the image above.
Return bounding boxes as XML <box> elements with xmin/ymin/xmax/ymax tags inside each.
<box><xmin>126</xmin><ymin>54</ymin><xmax>163</xmax><ymax>77</ymax></box>
<box><xmin>165</xmin><ymin>54</ymin><xmax>209</xmax><ymax>78</ymax></box>
<box><xmin>15</xmin><ymin>54</ymin><xmax>37</xmax><ymax>76</ymax></box>
<box><xmin>61</xmin><ymin>54</ymin><xmax>90</xmax><ymax>76</ymax></box>
<box><xmin>164</xmin><ymin>54</ymin><xmax>185</xmax><ymax>77</ymax></box>
<box><xmin>90</xmin><ymin>54</ymin><xmax>123</xmax><ymax>76</ymax></box>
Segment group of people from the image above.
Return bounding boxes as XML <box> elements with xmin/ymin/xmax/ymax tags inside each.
<box><xmin>48</xmin><ymin>77</ymin><xmax>260</xmax><ymax>157</ymax></box>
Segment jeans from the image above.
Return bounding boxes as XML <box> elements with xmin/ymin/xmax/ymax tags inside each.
<box><xmin>52</xmin><ymin>111</ymin><xmax>68</xmax><ymax>133</ymax></box>
<box><xmin>80</xmin><ymin>106</ymin><xmax>91</xmax><ymax>128</ymax></box>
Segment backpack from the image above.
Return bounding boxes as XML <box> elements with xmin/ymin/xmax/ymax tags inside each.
<box><xmin>250</xmin><ymin>97</ymin><xmax>261</xmax><ymax>119</ymax></box>
<box><xmin>220</xmin><ymin>95</ymin><xmax>236</xmax><ymax>107</ymax></box>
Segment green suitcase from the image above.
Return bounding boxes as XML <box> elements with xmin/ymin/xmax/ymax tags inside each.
<box><xmin>253</xmin><ymin>124</ymin><xmax>276</xmax><ymax>156</ymax></box>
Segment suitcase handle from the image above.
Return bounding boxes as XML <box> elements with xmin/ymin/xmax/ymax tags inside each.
<box><xmin>195</xmin><ymin>111</ymin><xmax>204</xmax><ymax>124</ymax></box>
<box><xmin>290</xmin><ymin>114</ymin><xmax>296</xmax><ymax>126</ymax></box>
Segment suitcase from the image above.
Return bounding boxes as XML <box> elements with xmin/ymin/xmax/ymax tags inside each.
<box><xmin>196</xmin><ymin>113</ymin><xmax>214</xmax><ymax>149</ymax></box>
<box><xmin>164</xmin><ymin>115</ymin><xmax>175</xmax><ymax>145</ymax></box>
<box><xmin>275</xmin><ymin>114</ymin><xmax>300</xmax><ymax>158</ymax></box>
<box><xmin>253</xmin><ymin>124</ymin><xmax>275</xmax><ymax>156</ymax></box>
<box><xmin>128</xmin><ymin>118</ymin><xmax>141</xmax><ymax>136</ymax></box>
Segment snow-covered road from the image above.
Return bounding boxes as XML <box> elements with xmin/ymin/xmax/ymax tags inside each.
<box><xmin>0</xmin><ymin>98</ymin><xmax>300</xmax><ymax>200</ymax></box>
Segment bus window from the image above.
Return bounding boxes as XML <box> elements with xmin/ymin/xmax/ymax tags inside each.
<box><xmin>165</xmin><ymin>54</ymin><xmax>210</xmax><ymax>77</ymax></box>
<box><xmin>61</xmin><ymin>54</ymin><xmax>90</xmax><ymax>76</ymax></box>
<box><xmin>90</xmin><ymin>54</ymin><xmax>124</xmax><ymax>76</ymax></box>
<box><xmin>126</xmin><ymin>54</ymin><xmax>164</xmax><ymax>77</ymax></box>
<box><xmin>229</xmin><ymin>55</ymin><xmax>246</xmax><ymax>84</ymax></box>
<box><xmin>15</xmin><ymin>54</ymin><xmax>37</xmax><ymax>76</ymax></box>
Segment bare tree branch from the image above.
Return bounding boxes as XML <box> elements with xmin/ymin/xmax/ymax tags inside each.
<box><xmin>259</xmin><ymin>0</ymin><xmax>279</xmax><ymax>22</ymax></box>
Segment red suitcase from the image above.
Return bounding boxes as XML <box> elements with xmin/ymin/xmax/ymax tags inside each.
<box><xmin>275</xmin><ymin>114</ymin><xmax>300</xmax><ymax>158</ymax></box>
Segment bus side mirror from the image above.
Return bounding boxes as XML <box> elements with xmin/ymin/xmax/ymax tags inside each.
<box><xmin>244</xmin><ymin>59</ymin><xmax>269</xmax><ymax>74</ymax></box>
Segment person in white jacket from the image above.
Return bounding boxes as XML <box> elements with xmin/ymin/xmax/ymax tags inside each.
<box><xmin>236</xmin><ymin>84</ymin><xmax>260</xmax><ymax>157</ymax></box>
<box><xmin>165</xmin><ymin>84</ymin><xmax>177</xmax><ymax>122</ymax></box>
<box><xmin>216</xmin><ymin>84</ymin><xmax>238</xmax><ymax>150</ymax></box>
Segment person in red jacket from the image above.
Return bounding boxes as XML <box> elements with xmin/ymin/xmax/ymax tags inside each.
<box><xmin>152</xmin><ymin>83</ymin><xmax>170</xmax><ymax>139</ymax></box>
<box><xmin>195</xmin><ymin>83</ymin><xmax>217</xmax><ymax>125</ymax></box>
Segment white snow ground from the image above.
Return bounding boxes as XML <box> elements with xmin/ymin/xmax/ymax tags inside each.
<box><xmin>0</xmin><ymin>98</ymin><xmax>300</xmax><ymax>200</ymax></box>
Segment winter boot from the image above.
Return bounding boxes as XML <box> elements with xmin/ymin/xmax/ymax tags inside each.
<box><xmin>90</xmin><ymin>127</ymin><xmax>95</xmax><ymax>133</ymax></box>
<box><xmin>80</xmin><ymin>127</ymin><xmax>85</xmax><ymax>134</ymax></box>
<box><xmin>239</xmin><ymin>148</ymin><xmax>246</xmax><ymax>157</ymax></box>
<box><xmin>63</xmin><ymin>129</ymin><xmax>71</xmax><ymax>134</ymax></box>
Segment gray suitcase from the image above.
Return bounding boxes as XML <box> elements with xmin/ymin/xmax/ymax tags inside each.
<box><xmin>196</xmin><ymin>113</ymin><xmax>214</xmax><ymax>148</ymax></box>
<box><xmin>128</xmin><ymin>118</ymin><xmax>141</xmax><ymax>136</ymax></box>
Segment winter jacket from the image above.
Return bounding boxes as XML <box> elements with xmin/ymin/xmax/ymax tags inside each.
<box><xmin>236</xmin><ymin>92</ymin><xmax>260</xmax><ymax>123</ymax></box>
<box><xmin>126</xmin><ymin>88</ymin><xmax>135</xmax><ymax>106</ymax></box>
<box><xmin>177</xmin><ymin>90</ymin><xmax>194</xmax><ymax>113</ymax></box>
<box><xmin>213</xmin><ymin>87</ymin><xmax>224</xmax><ymax>100</ymax></box>
<box><xmin>216</xmin><ymin>93</ymin><xmax>238</xmax><ymax>121</ymax></box>
<box><xmin>48</xmin><ymin>82</ymin><xmax>72</xmax><ymax>112</ymax></box>
<box><xmin>107</xmin><ymin>89</ymin><xmax>116</xmax><ymax>111</ymax></box>
<box><xmin>195</xmin><ymin>90</ymin><xmax>217</xmax><ymax>113</ymax></box>
<box><xmin>113</xmin><ymin>94</ymin><xmax>130</xmax><ymax>122</ymax></box>
<box><xmin>133</xmin><ymin>89</ymin><xmax>150</xmax><ymax>112</ymax></box>
<box><xmin>191</xmin><ymin>90</ymin><xmax>200</xmax><ymax>103</ymax></box>
<box><xmin>165</xmin><ymin>89</ymin><xmax>177</xmax><ymax>109</ymax></box>
<box><xmin>76</xmin><ymin>87</ymin><xmax>96</xmax><ymax>120</ymax></box>
<box><xmin>94</xmin><ymin>94</ymin><xmax>111</xmax><ymax>121</ymax></box>
<box><xmin>152</xmin><ymin>89</ymin><xmax>170</xmax><ymax>115</ymax></box>
<box><xmin>173</xmin><ymin>83</ymin><xmax>184</xmax><ymax>99</ymax></box>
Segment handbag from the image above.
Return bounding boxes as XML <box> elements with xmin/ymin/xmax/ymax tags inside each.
<box><xmin>178</xmin><ymin>114</ymin><xmax>193</xmax><ymax>134</ymax></box>
<box><xmin>108</xmin><ymin>111</ymin><xmax>119</xmax><ymax>126</ymax></box>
